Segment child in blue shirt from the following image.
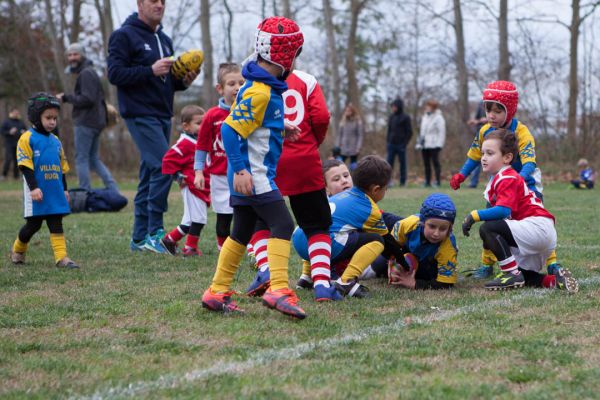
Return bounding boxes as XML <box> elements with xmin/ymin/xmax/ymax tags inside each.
<box><xmin>10</xmin><ymin>93</ymin><xmax>79</xmax><ymax>269</ymax></box>
<box><xmin>571</xmin><ymin>158</ymin><xmax>595</xmax><ymax>189</ymax></box>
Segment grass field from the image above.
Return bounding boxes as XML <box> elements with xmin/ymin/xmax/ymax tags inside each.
<box><xmin>1</xmin><ymin>181</ymin><xmax>599</xmax><ymax>399</ymax></box>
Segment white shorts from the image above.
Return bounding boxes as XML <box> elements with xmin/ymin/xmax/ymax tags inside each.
<box><xmin>181</xmin><ymin>186</ymin><xmax>208</xmax><ymax>226</ymax></box>
<box><xmin>505</xmin><ymin>216</ymin><xmax>556</xmax><ymax>272</ymax></box>
<box><xmin>210</xmin><ymin>174</ymin><xmax>233</xmax><ymax>214</ymax></box>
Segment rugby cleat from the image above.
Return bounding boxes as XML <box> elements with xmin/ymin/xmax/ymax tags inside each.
<box><xmin>160</xmin><ymin>237</ymin><xmax>178</xmax><ymax>256</ymax></box>
<box><xmin>334</xmin><ymin>278</ymin><xmax>370</xmax><ymax>298</ymax></box>
<box><xmin>9</xmin><ymin>250</ymin><xmax>25</xmax><ymax>265</ymax></box>
<box><xmin>182</xmin><ymin>247</ymin><xmax>203</xmax><ymax>257</ymax></box>
<box><xmin>246</xmin><ymin>268</ymin><xmax>271</xmax><ymax>297</ymax></box>
<box><xmin>201</xmin><ymin>288</ymin><xmax>244</xmax><ymax>314</ymax></box>
<box><xmin>484</xmin><ymin>270</ymin><xmax>525</xmax><ymax>290</ymax></box>
<box><xmin>464</xmin><ymin>264</ymin><xmax>494</xmax><ymax>279</ymax></box>
<box><xmin>262</xmin><ymin>288</ymin><xmax>306</xmax><ymax>319</ymax></box>
<box><xmin>129</xmin><ymin>239</ymin><xmax>147</xmax><ymax>252</ymax></box>
<box><xmin>313</xmin><ymin>284</ymin><xmax>343</xmax><ymax>302</ymax></box>
<box><xmin>144</xmin><ymin>230</ymin><xmax>167</xmax><ymax>254</ymax></box>
<box><xmin>56</xmin><ymin>257</ymin><xmax>80</xmax><ymax>269</ymax></box>
<box><xmin>295</xmin><ymin>274</ymin><xmax>313</xmax><ymax>290</ymax></box>
<box><xmin>554</xmin><ymin>267</ymin><xmax>579</xmax><ymax>294</ymax></box>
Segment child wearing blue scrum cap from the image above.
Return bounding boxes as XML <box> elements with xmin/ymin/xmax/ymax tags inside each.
<box><xmin>386</xmin><ymin>193</ymin><xmax>459</xmax><ymax>290</ymax></box>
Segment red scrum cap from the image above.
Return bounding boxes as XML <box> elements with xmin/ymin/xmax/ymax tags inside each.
<box><xmin>254</xmin><ymin>16</ymin><xmax>304</xmax><ymax>76</ymax></box>
<box><xmin>483</xmin><ymin>80</ymin><xmax>519</xmax><ymax>126</ymax></box>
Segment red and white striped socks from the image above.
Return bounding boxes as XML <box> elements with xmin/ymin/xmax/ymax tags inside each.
<box><xmin>499</xmin><ymin>255</ymin><xmax>518</xmax><ymax>273</ymax></box>
<box><xmin>251</xmin><ymin>230</ymin><xmax>271</xmax><ymax>272</ymax></box>
<box><xmin>307</xmin><ymin>234</ymin><xmax>332</xmax><ymax>288</ymax></box>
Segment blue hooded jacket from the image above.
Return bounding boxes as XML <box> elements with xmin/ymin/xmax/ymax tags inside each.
<box><xmin>107</xmin><ymin>13</ymin><xmax>186</xmax><ymax>119</ymax></box>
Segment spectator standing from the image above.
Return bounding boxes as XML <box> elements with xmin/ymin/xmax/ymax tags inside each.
<box><xmin>386</xmin><ymin>98</ymin><xmax>412</xmax><ymax>186</ymax></box>
<box><xmin>416</xmin><ymin>99</ymin><xmax>446</xmax><ymax>187</ymax></box>
<box><xmin>57</xmin><ymin>42</ymin><xmax>118</xmax><ymax>192</ymax></box>
<box><xmin>335</xmin><ymin>104</ymin><xmax>363</xmax><ymax>170</ymax></box>
<box><xmin>466</xmin><ymin>101</ymin><xmax>487</xmax><ymax>188</ymax></box>
<box><xmin>1</xmin><ymin>107</ymin><xmax>26</xmax><ymax>180</ymax></box>
<box><xmin>107</xmin><ymin>0</ymin><xmax>198</xmax><ymax>253</ymax></box>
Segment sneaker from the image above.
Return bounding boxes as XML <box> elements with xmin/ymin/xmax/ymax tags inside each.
<box><xmin>314</xmin><ymin>284</ymin><xmax>343</xmax><ymax>302</ymax></box>
<box><xmin>9</xmin><ymin>250</ymin><xmax>25</xmax><ymax>265</ymax></box>
<box><xmin>464</xmin><ymin>264</ymin><xmax>494</xmax><ymax>279</ymax></box>
<box><xmin>144</xmin><ymin>230</ymin><xmax>167</xmax><ymax>254</ymax></box>
<box><xmin>295</xmin><ymin>274</ymin><xmax>313</xmax><ymax>290</ymax></box>
<box><xmin>56</xmin><ymin>257</ymin><xmax>80</xmax><ymax>269</ymax></box>
<box><xmin>130</xmin><ymin>239</ymin><xmax>146</xmax><ymax>252</ymax></box>
<box><xmin>484</xmin><ymin>270</ymin><xmax>525</xmax><ymax>290</ymax></box>
<box><xmin>201</xmin><ymin>288</ymin><xmax>244</xmax><ymax>314</ymax></box>
<box><xmin>262</xmin><ymin>288</ymin><xmax>306</xmax><ymax>319</ymax></box>
<box><xmin>246</xmin><ymin>268</ymin><xmax>271</xmax><ymax>297</ymax></box>
<box><xmin>334</xmin><ymin>278</ymin><xmax>370</xmax><ymax>298</ymax></box>
<box><xmin>554</xmin><ymin>267</ymin><xmax>579</xmax><ymax>294</ymax></box>
<box><xmin>160</xmin><ymin>237</ymin><xmax>178</xmax><ymax>256</ymax></box>
<box><xmin>182</xmin><ymin>247</ymin><xmax>203</xmax><ymax>257</ymax></box>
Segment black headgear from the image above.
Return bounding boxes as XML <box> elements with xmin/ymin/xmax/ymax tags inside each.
<box><xmin>27</xmin><ymin>92</ymin><xmax>60</xmax><ymax>133</ymax></box>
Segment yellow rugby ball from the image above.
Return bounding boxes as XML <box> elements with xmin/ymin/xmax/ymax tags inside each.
<box><xmin>171</xmin><ymin>49</ymin><xmax>204</xmax><ymax>80</ymax></box>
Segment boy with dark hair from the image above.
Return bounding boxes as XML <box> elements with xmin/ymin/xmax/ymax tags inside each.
<box><xmin>194</xmin><ymin>63</ymin><xmax>244</xmax><ymax>250</ymax></box>
<box><xmin>160</xmin><ymin>105</ymin><xmax>209</xmax><ymax>256</ymax></box>
<box><xmin>201</xmin><ymin>16</ymin><xmax>307</xmax><ymax>319</ymax></box>
<box><xmin>292</xmin><ymin>155</ymin><xmax>409</xmax><ymax>298</ymax></box>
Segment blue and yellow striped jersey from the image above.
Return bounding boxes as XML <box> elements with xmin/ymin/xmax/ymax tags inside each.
<box><xmin>391</xmin><ymin>215</ymin><xmax>458</xmax><ymax>284</ymax></box>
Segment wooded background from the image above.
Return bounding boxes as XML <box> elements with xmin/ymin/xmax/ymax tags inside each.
<box><xmin>1</xmin><ymin>0</ymin><xmax>599</xmax><ymax>178</ymax></box>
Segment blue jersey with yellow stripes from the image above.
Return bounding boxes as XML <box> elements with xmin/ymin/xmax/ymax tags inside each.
<box><xmin>391</xmin><ymin>215</ymin><xmax>458</xmax><ymax>284</ymax></box>
<box><xmin>329</xmin><ymin>187</ymin><xmax>388</xmax><ymax>257</ymax></box>
<box><xmin>17</xmin><ymin>129</ymin><xmax>70</xmax><ymax>217</ymax></box>
<box><xmin>464</xmin><ymin>118</ymin><xmax>541</xmax><ymax>191</ymax></box>
<box><xmin>223</xmin><ymin>62</ymin><xmax>286</xmax><ymax>196</ymax></box>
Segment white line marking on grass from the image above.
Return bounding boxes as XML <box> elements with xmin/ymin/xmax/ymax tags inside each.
<box><xmin>73</xmin><ymin>276</ymin><xmax>600</xmax><ymax>400</ymax></box>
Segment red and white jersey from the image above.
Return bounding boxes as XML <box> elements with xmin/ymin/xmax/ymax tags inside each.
<box><xmin>484</xmin><ymin>166</ymin><xmax>554</xmax><ymax>222</ymax></box>
<box><xmin>163</xmin><ymin>133</ymin><xmax>211</xmax><ymax>204</ymax></box>
<box><xmin>196</xmin><ymin>104</ymin><xmax>230</xmax><ymax>176</ymax></box>
<box><xmin>275</xmin><ymin>70</ymin><xmax>331</xmax><ymax>196</ymax></box>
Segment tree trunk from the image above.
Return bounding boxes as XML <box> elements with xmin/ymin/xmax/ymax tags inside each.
<box><xmin>200</xmin><ymin>0</ymin><xmax>216</xmax><ymax>107</ymax></box>
<box><xmin>94</xmin><ymin>0</ymin><xmax>117</xmax><ymax>105</ymax></box>
<box><xmin>498</xmin><ymin>0</ymin><xmax>511</xmax><ymax>80</ymax></box>
<box><xmin>223</xmin><ymin>0</ymin><xmax>233</xmax><ymax>62</ymax></box>
<box><xmin>323</xmin><ymin>0</ymin><xmax>341</xmax><ymax>136</ymax></box>
<box><xmin>70</xmin><ymin>0</ymin><xmax>82</xmax><ymax>43</ymax></box>
<box><xmin>453</xmin><ymin>0</ymin><xmax>470</xmax><ymax>143</ymax></box>
<box><xmin>281</xmin><ymin>0</ymin><xmax>292</xmax><ymax>18</ymax></box>
<box><xmin>346</xmin><ymin>0</ymin><xmax>367</xmax><ymax>113</ymax></box>
<box><xmin>43</xmin><ymin>0</ymin><xmax>67</xmax><ymax>91</ymax></box>
<box><xmin>567</xmin><ymin>0</ymin><xmax>580</xmax><ymax>140</ymax></box>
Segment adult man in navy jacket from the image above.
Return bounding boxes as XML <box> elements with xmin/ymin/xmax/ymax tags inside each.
<box><xmin>108</xmin><ymin>0</ymin><xmax>198</xmax><ymax>253</ymax></box>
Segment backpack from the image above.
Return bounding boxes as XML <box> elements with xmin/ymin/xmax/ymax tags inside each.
<box><xmin>68</xmin><ymin>188</ymin><xmax>128</xmax><ymax>213</ymax></box>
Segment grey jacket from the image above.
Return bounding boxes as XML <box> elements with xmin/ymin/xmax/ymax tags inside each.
<box><xmin>64</xmin><ymin>58</ymin><xmax>107</xmax><ymax>131</ymax></box>
<box><xmin>336</xmin><ymin>119</ymin><xmax>364</xmax><ymax>156</ymax></box>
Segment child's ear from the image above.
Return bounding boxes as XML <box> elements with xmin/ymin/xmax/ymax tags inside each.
<box><xmin>215</xmin><ymin>83</ymin><xmax>223</xmax><ymax>93</ymax></box>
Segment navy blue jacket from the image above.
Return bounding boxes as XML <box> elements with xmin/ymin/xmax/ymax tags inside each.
<box><xmin>107</xmin><ymin>13</ymin><xmax>186</xmax><ymax>118</ymax></box>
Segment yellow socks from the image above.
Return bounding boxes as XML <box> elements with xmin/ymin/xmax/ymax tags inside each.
<box><xmin>301</xmin><ymin>259</ymin><xmax>311</xmax><ymax>276</ymax></box>
<box><xmin>545</xmin><ymin>250</ymin><xmax>557</xmax><ymax>267</ymax></box>
<box><xmin>50</xmin><ymin>233</ymin><xmax>67</xmax><ymax>263</ymax></box>
<box><xmin>267</xmin><ymin>238</ymin><xmax>291</xmax><ymax>291</ymax></box>
<box><xmin>481</xmin><ymin>248</ymin><xmax>497</xmax><ymax>266</ymax></box>
<box><xmin>12</xmin><ymin>238</ymin><xmax>28</xmax><ymax>254</ymax></box>
<box><xmin>211</xmin><ymin>238</ymin><xmax>246</xmax><ymax>293</ymax></box>
<box><xmin>341</xmin><ymin>241</ymin><xmax>384</xmax><ymax>283</ymax></box>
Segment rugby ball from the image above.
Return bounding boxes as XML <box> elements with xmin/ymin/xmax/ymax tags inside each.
<box><xmin>171</xmin><ymin>49</ymin><xmax>204</xmax><ymax>80</ymax></box>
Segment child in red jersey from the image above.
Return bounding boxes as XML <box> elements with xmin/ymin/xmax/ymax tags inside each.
<box><xmin>461</xmin><ymin>129</ymin><xmax>578</xmax><ymax>292</ymax></box>
<box><xmin>161</xmin><ymin>105</ymin><xmax>210</xmax><ymax>256</ymax></box>
<box><xmin>193</xmin><ymin>63</ymin><xmax>245</xmax><ymax>250</ymax></box>
<box><xmin>244</xmin><ymin>68</ymin><xmax>340</xmax><ymax>301</ymax></box>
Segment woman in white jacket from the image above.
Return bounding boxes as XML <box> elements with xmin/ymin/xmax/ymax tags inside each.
<box><xmin>416</xmin><ymin>99</ymin><xmax>446</xmax><ymax>187</ymax></box>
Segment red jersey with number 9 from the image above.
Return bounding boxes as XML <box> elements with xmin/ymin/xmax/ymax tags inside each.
<box><xmin>275</xmin><ymin>70</ymin><xmax>331</xmax><ymax>196</ymax></box>
<box><xmin>484</xmin><ymin>166</ymin><xmax>554</xmax><ymax>222</ymax></box>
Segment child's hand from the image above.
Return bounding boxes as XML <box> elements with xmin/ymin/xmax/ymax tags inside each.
<box><xmin>233</xmin><ymin>169</ymin><xmax>254</xmax><ymax>195</ymax></box>
<box><xmin>284</xmin><ymin>123</ymin><xmax>301</xmax><ymax>142</ymax></box>
<box><xmin>389</xmin><ymin>266</ymin><xmax>416</xmax><ymax>289</ymax></box>
<box><xmin>462</xmin><ymin>213</ymin><xmax>476</xmax><ymax>236</ymax></box>
<box><xmin>175</xmin><ymin>172</ymin><xmax>187</xmax><ymax>188</ymax></box>
<box><xmin>31</xmin><ymin>188</ymin><xmax>43</xmax><ymax>202</ymax></box>
<box><xmin>64</xmin><ymin>190</ymin><xmax>70</xmax><ymax>203</ymax></box>
<box><xmin>193</xmin><ymin>170</ymin><xmax>205</xmax><ymax>190</ymax></box>
<box><xmin>450</xmin><ymin>173</ymin><xmax>466</xmax><ymax>190</ymax></box>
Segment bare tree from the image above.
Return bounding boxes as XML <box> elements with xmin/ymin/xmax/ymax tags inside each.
<box><xmin>200</xmin><ymin>0</ymin><xmax>216</xmax><ymax>107</ymax></box>
<box><xmin>452</xmin><ymin>0</ymin><xmax>470</xmax><ymax>142</ymax></box>
<box><xmin>322</xmin><ymin>0</ymin><xmax>341</xmax><ymax>136</ymax></box>
<box><xmin>345</xmin><ymin>0</ymin><xmax>368</xmax><ymax>113</ymax></box>
<box><xmin>70</xmin><ymin>0</ymin><xmax>82</xmax><ymax>44</ymax></box>
<box><xmin>223</xmin><ymin>0</ymin><xmax>234</xmax><ymax>62</ymax></box>
<box><xmin>281</xmin><ymin>0</ymin><xmax>292</xmax><ymax>18</ymax></box>
<box><xmin>498</xmin><ymin>0</ymin><xmax>511</xmax><ymax>80</ymax></box>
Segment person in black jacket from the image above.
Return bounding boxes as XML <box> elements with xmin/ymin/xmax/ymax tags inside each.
<box><xmin>107</xmin><ymin>0</ymin><xmax>198</xmax><ymax>253</ymax></box>
<box><xmin>1</xmin><ymin>107</ymin><xmax>26</xmax><ymax>179</ymax></box>
<box><xmin>386</xmin><ymin>98</ymin><xmax>412</xmax><ymax>186</ymax></box>
<box><xmin>57</xmin><ymin>42</ymin><xmax>118</xmax><ymax>193</ymax></box>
